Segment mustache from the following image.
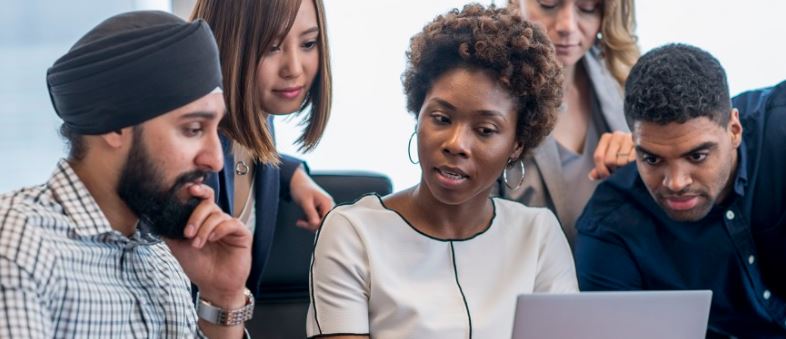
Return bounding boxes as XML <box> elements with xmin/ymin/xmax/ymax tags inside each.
<box><xmin>170</xmin><ymin>170</ymin><xmax>210</xmax><ymax>192</ymax></box>
<box><xmin>655</xmin><ymin>187</ymin><xmax>706</xmax><ymax>199</ymax></box>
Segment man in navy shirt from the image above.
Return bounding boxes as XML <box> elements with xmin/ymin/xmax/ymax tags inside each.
<box><xmin>575</xmin><ymin>43</ymin><xmax>786</xmax><ymax>337</ymax></box>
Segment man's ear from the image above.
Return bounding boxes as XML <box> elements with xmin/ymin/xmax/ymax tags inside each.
<box><xmin>99</xmin><ymin>127</ymin><xmax>133</xmax><ymax>149</ymax></box>
<box><xmin>728</xmin><ymin>108</ymin><xmax>743</xmax><ymax>148</ymax></box>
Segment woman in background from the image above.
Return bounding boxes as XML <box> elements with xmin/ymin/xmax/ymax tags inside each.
<box><xmin>503</xmin><ymin>0</ymin><xmax>640</xmax><ymax>246</ymax></box>
<box><xmin>192</xmin><ymin>0</ymin><xmax>333</xmax><ymax>298</ymax></box>
<box><xmin>307</xmin><ymin>5</ymin><xmax>576</xmax><ymax>338</ymax></box>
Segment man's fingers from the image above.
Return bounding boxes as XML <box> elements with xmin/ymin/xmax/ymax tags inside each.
<box><xmin>206</xmin><ymin>219</ymin><xmax>249</xmax><ymax>247</ymax></box>
<box><xmin>188</xmin><ymin>184</ymin><xmax>215</xmax><ymax>201</ymax></box>
<box><xmin>184</xmin><ymin>200</ymin><xmax>221</xmax><ymax>237</ymax></box>
<box><xmin>193</xmin><ymin>212</ymin><xmax>231</xmax><ymax>247</ymax></box>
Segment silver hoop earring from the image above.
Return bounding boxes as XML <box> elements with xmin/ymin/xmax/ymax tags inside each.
<box><xmin>407</xmin><ymin>131</ymin><xmax>419</xmax><ymax>165</ymax></box>
<box><xmin>503</xmin><ymin>159</ymin><xmax>525</xmax><ymax>191</ymax></box>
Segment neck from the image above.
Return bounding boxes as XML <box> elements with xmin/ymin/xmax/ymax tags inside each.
<box><xmin>561</xmin><ymin>62</ymin><xmax>592</xmax><ymax>117</ymax></box>
<box><xmin>563</xmin><ymin>62</ymin><xmax>578</xmax><ymax>86</ymax></box>
<box><xmin>407</xmin><ymin>183</ymin><xmax>494</xmax><ymax>239</ymax></box>
<box><xmin>69</xmin><ymin>156</ymin><xmax>138</xmax><ymax>236</ymax></box>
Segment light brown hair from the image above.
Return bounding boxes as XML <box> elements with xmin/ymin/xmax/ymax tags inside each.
<box><xmin>191</xmin><ymin>0</ymin><xmax>332</xmax><ymax>164</ymax></box>
<box><xmin>509</xmin><ymin>0</ymin><xmax>640</xmax><ymax>86</ymax></box>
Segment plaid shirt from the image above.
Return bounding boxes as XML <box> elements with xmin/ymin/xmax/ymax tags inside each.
<box><xmin>0</xmin><ymin>160</ymin><xmax>205</xmax><ymax>338</ymax></box>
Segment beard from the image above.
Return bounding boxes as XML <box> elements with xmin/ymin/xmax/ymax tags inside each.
<box><xmin>117</xmin><ymin>130</ymin><xmax>209</xmax><ymax>239</ymax></box>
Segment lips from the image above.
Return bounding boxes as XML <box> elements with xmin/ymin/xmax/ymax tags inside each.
<box><xmin>662</xmin><ymin>195</ymin><xmax>700</xmax><ymax>211</ymax></box>
<box><xmin>554</xmin><ymin>43</ymin><xmax>579</xmax><ymax>55</ymax></box>
<box><xmin>273</xmin><ymin>86</ymin><xmax>304</xmax><ymax>100</ymax></box>
<box><xmin>435</xmin><ymin>166</ymin><xmax>469</xmax><ymax>188</ymax></box>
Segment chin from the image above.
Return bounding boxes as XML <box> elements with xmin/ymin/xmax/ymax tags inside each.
<box><xmin>264</xmin><ymin>99</ymin><xmax>306</xmax><ymax>116</ymax></box>
<box><xmin>661</xmin><ymin>204</ymin><xmax>713</xmax><ymax>222</ymax></box>
<box><xmin>424</xmin><ymin>180</ymin><xmax>486</xmax><ymax>207</ymax></box>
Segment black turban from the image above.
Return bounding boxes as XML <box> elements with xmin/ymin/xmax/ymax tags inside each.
<box><xmin>47</xmin><ymin>11</ymin><xmax>223</xmax><ymax>135</ymax></box>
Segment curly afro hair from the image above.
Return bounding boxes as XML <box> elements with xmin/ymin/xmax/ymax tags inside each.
<box><xmin>624</xmin><ymin>43</ymin><xmax>731</xmax><ymax>128</ymax></box>
<box><xmin>402</xmin><ymin>3</ymin><xmax>563</xmax><ymax>160</ymax></box>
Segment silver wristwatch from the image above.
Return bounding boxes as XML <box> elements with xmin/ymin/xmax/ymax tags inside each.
<box><xmin>196</xmin><ymin>288</ymin><xmax>254</xmax><ymax>326</ymax></box>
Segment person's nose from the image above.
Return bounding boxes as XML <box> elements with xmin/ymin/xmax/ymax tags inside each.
<box><xmin>280</xmin><ymin>46</ymin><xmax>304</xmax><ymax>80</ymax></box>
<box><xmin>197</xmin><ymin>130</ymin><xmax>224</xmax><ymax>172</ymax></box>
<box><xmin>554</xmin><ymin>3</ymin><xmax>579</xmax><ymax>36</ymax></box>
<box><xmin>662</xmin><ymin>165</ymin><xmax>693</xmax><ymax>193</ymax></box>
<box><xmin>441</xmin><ymin>125</ymin><xmax>471</xmax><ymax>158</ymax></box>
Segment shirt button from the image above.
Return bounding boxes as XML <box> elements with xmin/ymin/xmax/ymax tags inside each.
<box><xmin>725</xmin><ymin>210</ymin><xmax>735</xmax><ymax>220</ymax></box>
<box><xmin>764</xmin><ymin>290</ymin><xmax>771</xmax><ymax>300</ymax></box>
<box><xmin>748</xmin><ymin>255</ymin><xmax>755</xmax><ymax>264</ymax></box>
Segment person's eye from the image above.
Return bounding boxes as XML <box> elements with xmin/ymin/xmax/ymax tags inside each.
<box><xmin>182</xmin><ymin>124</ymin><xmax>204</xmax><ymax>137</ymax></box>
<box><xmin>688</xmin><ymin>152</ymin><xmax>708</xmax><ymax>163</ymax></box>
<box><xmin>537</xmin><ymin>0</ymin><xmax>559</xmax><ymax>10</ymax></box>
<box><xmin>477</xmin><ymin>126</ymin><xmax>498</xmax><ymax>137</ymax></box>
<box><xmin>431</xmin><ymin>112</ymin><xmax>450</xmax><ymax>125</ymax></box>
<box><xmin>302</xmin><ymin>40</ymin><xmax>318</xmax><ymax>50</ymax></box>
<box><xmin>641</xmin><ymin>154</ymin><xmax>661</xmax><ymax>166</ymax></box>
<box><xmin>576</xmin><ymin>1</ymin><xmax>600</xmax><ymax>13</ymax></box>
<box><xmin>267</xmin><ymin>42</ymin><xmax>282</xmax><ymax>54</ymax></box>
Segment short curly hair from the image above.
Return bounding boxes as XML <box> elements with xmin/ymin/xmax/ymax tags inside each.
<box><xmin>402</xmin><ymin>3</ymin><xmax>563</xmax><ymax>159</ymax></box>
<box><xmin>624</xmin><ymin>43</ymin><xmax>731</xmax><ymax>128</ymax></box>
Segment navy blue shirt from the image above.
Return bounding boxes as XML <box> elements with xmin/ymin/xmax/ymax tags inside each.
<box><xmin>575</xmin><ymin>81</ymin><xmax>786</xmax><ymax>338</ymax></box>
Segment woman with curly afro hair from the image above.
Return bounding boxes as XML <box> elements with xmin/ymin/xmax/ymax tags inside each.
<box><xmin>307</xmin><ymin>4</ymin><xmax>577</xmax><ymax>338</ymax></box>
<box><xmin>505</xmin><ymin>0</ymin><xmax>640</xmax><ymax>247</ymax></box>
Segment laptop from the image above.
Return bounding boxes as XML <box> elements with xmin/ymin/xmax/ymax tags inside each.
<box><xmin>511</xmin><ymin>290</ymin><xmax>712</xmax><ymax>339</ymax></box>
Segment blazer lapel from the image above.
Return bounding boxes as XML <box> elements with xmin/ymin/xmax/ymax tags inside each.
<box><xmin>532</xmin><ymin>136</ymin><xmax>570</xmax><ymax>225</ymax></box>
<box><xmin>583</xmin><ymin>48</ymin><xmax>630</xmax><ymax>133</ymax></box>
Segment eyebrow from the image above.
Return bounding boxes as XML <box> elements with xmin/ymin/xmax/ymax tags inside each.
<box><xmin>428</xmin><ymin>97</ymin><xmax>506</xmax><ymax>117</ymax></box>
<box><xmin>635</xmin><ymin>141</ymin><xmax>718</xmax><ymax>158</ymax></box>
<box><xmin>430</xmin><ymin>98</ymin><xmax>457</xmax><ymax>112</ymax></box>
<box><xmin>179</xmin><ymin>111</ymin><xmax>223</xmax><ymax>121</ymax></box>
<box><xmin>301</xmin><ymin>27</ymin><xmax>319</xmax><ymax>36</ymax></box>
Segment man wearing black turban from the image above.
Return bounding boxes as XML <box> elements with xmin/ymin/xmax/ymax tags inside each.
<box><xmin>0</xmin><ymin>11</ymin><xmax>252</xmax><ymax>338</ymax></box>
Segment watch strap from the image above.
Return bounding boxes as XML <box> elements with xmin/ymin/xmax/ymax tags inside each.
<box><xmin>196</xmin><ymin>288</ymin><xmax>254</xmax><ymax>326</ymax></box>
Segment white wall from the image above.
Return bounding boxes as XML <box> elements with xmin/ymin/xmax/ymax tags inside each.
<box><xmin>1</xmin><ymin>1</ymin><xmax>785</xmax><ymax>192</ymax></box>
<box><xmin>274</xmin><ymin>0</ymin><xmax>786</xmax><ymax>191</ymax></box>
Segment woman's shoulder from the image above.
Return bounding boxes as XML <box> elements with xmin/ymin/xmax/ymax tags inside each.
<box><xmin>330</xmin><ymin>193</ymin><xmax>386</xmax><ymax>215</ymax></box>
<box><xmin>493</xmin><ymin>197</ymin><xmax>556</xmax><ymax>218</ymax></box>
<box><xmin>319</xmin><ymin>194</ymin><xmax>391</xmax><ymax>232</ymax></box>
<box><xmin>492</xmin><ymin>197</ymin><xmax>562</xmax><ymax>233</ymax></box>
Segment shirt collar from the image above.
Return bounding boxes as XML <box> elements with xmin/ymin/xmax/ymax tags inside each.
<box><xmin>732</xmin><ymin>139</ymin><xmax>749</xmax><ymax>197</ymax></box>
<box><xmin>49</xmin><ymin>159</ymin><xmax>160</xmax><ymax>245</ymax></box>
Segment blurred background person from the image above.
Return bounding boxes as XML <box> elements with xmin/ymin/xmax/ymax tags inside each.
<box><xmin>503</xmin><ymin>0</ymin><xmax>639</xmax><ymax>246</ymax></box>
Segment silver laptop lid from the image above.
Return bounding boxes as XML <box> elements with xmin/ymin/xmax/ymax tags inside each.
<box><xmin>511</xmin><ymin>290</ymin><xmax>712</xmax><ymax>339</ymax></box>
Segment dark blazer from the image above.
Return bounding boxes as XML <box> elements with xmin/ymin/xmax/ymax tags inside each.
<box><xmin>205</xmin><ymin>133</ymin><xmax>303</xmax><ymax>298</ymax></box>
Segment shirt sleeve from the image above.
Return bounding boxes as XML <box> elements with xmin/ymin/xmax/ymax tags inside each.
<box><xmin>0</xmin><ymin>257</ymin><xmax>53</xmax><ymax>338</ymax></box>
<box><xmin>307</xmin><ymin>210</ymin><xmax>370</xmax><ymax>337</ymax></box>
<box><xmin>574</xmin><ymin>221</ymin><xmax>643</xmax><ymax>291</ymax></box>
<box><xmin>533</xmin><ymin>209</ymin><xmax>579</xmax><ymax>293</ymax></box>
